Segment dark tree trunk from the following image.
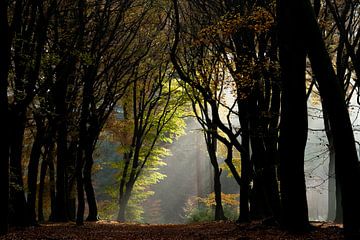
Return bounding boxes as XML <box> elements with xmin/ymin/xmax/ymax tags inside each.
<box><xmin>118</xmin><ymin>153</ymin><xmax>131</xmax><ymax>222</ymax></box>
<box><xmin>67</xmin><ymin>141</ymin><xmax>77</xmax><ymax>222</ymax></box>
<box><xmin>205</xmin><ymin>123</ymin><xmax>226</xmax><ymax>221</ymax></box>
<box><xmin>249</xmin><ymin>93</ymin><xmax>273</xmax><ymax>220</ymax></box>
<box><xmin>324</xmin><ymin>107</ymin><xmax>343</xmax><ymax>223</ymax></box>
<box><xmin>0</xmin><ymin>1</ymin><xmax>10</xmax><ymax>234</ymax></box>
<box><xmin>278</xmin><ymin>0</ymin><xmax>310</xmax><ymax>231</ymax></box>
<box><xmin>262</xmin><ymin>76</ymin><xmax>282</xmax><ymax>223</ymax></box>
<box><xmin>9</xmin><ymin>109</ymin><xmax>29</xmax><ymax>227</ymax></box>
<box><xmin>250</xmin><ymin>133</ymin><xmax>271</xmax><ymax>219</ymax></box>
<box><xmin>48</xmin><ymin>152</ymin><xmax>56</xmax><ymax>222</ymax></box>
<box><xmin>76</xmin><ymin>145</ymin><xmax>85</xmax><ymax>225</ymax></box>
<box><xmin>84</xmin><ymin>152</ymin><xmax>98</xmax><ymax>221</ymax></box>
<box><xmin>301</xmin><ymin>0</ymin><xmax>360</xmax><ymax>237</ymax></box>
<box><xmin>54</xmin><ymin>61</ymin><xmax>72</xmax><ymax>222</ymax></box>
<box><xmin>238</xmin><ymin>115</ymin><xmax>251</xmax><ymax>223</ymax></box>
<box><xmin>55</xmin><ymin>107</ymin><xmax>69</xmax><ymax>221</ymax></box>
<box><xmin>38</xmin><ymin>157</ymin><xmax>48</xmax><ymax>223</ymax></box>
<box><xmin>27</xmin><ymin>116</ymin><xmax>45</xmax><ymax>225</ymax></box>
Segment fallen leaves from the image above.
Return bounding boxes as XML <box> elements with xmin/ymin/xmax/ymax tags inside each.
<box><xmin>0</xmin><ymin>221</ymin><xmax>343</xmax><ymax>240</ymax></box>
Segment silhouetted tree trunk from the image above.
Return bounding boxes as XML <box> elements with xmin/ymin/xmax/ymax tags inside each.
<box><xmin>48</xmin><ymin>150</ymin><xmax>56</xmax><ymax>222</ymax></box>
<box><xmin>249</xmin><ymin>101</ymin><xmax>272</xmax><ymax>220</ymax></box>
<box><xmin>118</xmin><ymin>152</ymin><xmax>131</xmax><ymax>221</ymax></box>
<box><xmin>84</xmin><ymin>147</ymin><xmax>98</xmax><ymax>221</ymax></box>
<box><xmin>27</xmin><ymin>115</ymin><xmax>45</xmax><ymax>225</ymax></box>
<box><xmin>301</xmin><ymin>0</ymin><xmax>360</xmax><ymax>237</ymax></box>
<box><xmin>263</xmin><ymin>69</ymin><xmax>281</xmax><ymax>223</ymax></box>
<box><xmin>238</xmin><ymin>115</ymin><xmax>251</xmax><ymax>223</ymax></box>
<box><xmin>67</xmin><ymin>142</ymin><xmax>77</xmax><ymax>222</ymax></box>
<box><xmin>0</xmin><ymin>0</ymin><xmax>10</xmax><ymax>234</ymax></box>
<box><xmin>76</xmin><ymin>142</ymin><xmax>85</xmax><ymax>225</ymax></box>
<box><xmin>38</xmin><ymin>157</ymin><xmax>47</xmax><ymax>223</ymax></box>
<box><xmin>204</xmin><ymin>121</ymin><xmax>226</xmax><ymax>221</ymax></box>
<box><xmin>278</xmin><ymin>0</ymin><xmax>310</xmax><ymax>231</ymax></box>
<box><xmin>324</xmin><ymin>107</ymin><xmax>343</xmax><ymax>223</ymax></box>
<box><xmin>54</xmin><ymin>61</ymin><xmax>72</xmax><ymax>222</ymax></box>
<box><xmin>9</xmin><ymin>109</ymin><xmax>29</xmax><ymax>227</ymax></box>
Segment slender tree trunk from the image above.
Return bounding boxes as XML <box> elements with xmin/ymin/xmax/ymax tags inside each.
<box><xmin>84</xmin><ymin>150</ymin><xmax>98</xmax><ymax>221</ymax></box>
<box><xmin>37</xmin><ymin>157</ymin><xmax>48</xmax><ymax>223</ymax></box>
<box><xmin>9</xmin><ymin>109</ymin><xmax>29</xmax><ymax>227</ymax></box>
<box><xmin>301</xmin><ymin>0</ymin><xmax>360</xmax><ymax>237</ymax></box>
<box><xmin>250</xmin><ymin>134</ymin><xmax>271</xmax><ymax>219</ymax></box>
<box><xmin>54</xmin><ymin>62</ymin><xmax>71</xmax><ymax>222</ymax></box>
<box><xmin>278</xmin><ymin>0</ymin><xmax>310</xmax><ymax>231</ymax></box>
<box><xmin>263</xmin><ymin>79</ymin><xmax>282</xmax><ymax>223</ymax></box>
<box><xmin>118</xmin><ymin>152</ymin><xmax>131</xmax><ymax>221</ymax></box>
<box><xmin>48</xmin><ymin>152</ymin><xmax>56</xmax><ymax>222</ymax></box>
<box><xmin>249</xmin><ymin>94</ymin><xmax>273</xmax><ymax>220</ymax></box>
<box><xmin>27</xmin><ymin>116</ymin><xmax>45</xmax><ymax>225</ymax></box>
<box><xmin>205</xmin><ymin>124</ymin><xmax>226</xmax><ymax>221</ymax></box>
<box><xmin>324</xmin><ymin>107</ymin><xmax>343</xmax><ymax>223</ymax></box>
<box><xmin>76</xmin><ymin>146</ymin><xmax>85</xmax><ymax>225</ymax></box>
<box><xmin>67</xmin><ymin>141</ymin><xmax>77</xmax><ymax>222</ymax></box>
<box><xmin>238</xmin><ymin>116</ymin><xmax>251</xmax><ymax>223</ymax></box>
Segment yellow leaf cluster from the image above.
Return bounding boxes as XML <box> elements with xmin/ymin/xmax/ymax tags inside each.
<box><xmin>199</xmin><ymin>192</ymin><xmax>239</xmax><ymax>207</ymax></box>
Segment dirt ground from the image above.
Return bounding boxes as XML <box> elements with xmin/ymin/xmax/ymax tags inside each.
<box><xmin>0</xmin><ymin>221</ymin><xmax>343</xmax><ymax>240</ymax></box>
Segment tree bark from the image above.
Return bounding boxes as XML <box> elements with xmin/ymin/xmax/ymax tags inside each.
<box><xmin>27</xmin><ymin>115</ymin><xmax>45</xmax><ymax>225</ymax></box>
<box><xmin>9</xmin><ymin>109</ymin><xmax>29</xmax><ymax>227</ymax></box>
<box><xmin>0</xmin><ymin>0</ymin><xmax>10</xmax><ymax>234</ymax></box>
<box><xmin>84</xmin><ymin>151</ymin><xmax>98</xmax><ymax>221</ymax></box>
<box><xmin>205</xmin><ymin>123</ymin><xmax>226</xmax><ymax>221</ymax></box>
<box><xmin>238</xmin><ymin>116</ymin><xmax>251</xmax><ymax>223</ymax></box>
<box><xmin>278</xmin><ymin>0</ymin><xmax>310</xmax><ymax>231</ymax></box>
<box><xmin>37</xmin><ymin>157</ymin><xmax>48</xmax><ymax>223</ymax></box>
<box><xmin>301</xmin><ymin>0</ymin><xmax>360</xmax><ymax>237</ymax></box>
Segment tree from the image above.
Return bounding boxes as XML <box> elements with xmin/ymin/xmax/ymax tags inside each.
<box><xmin>171</xmin><ymin>0</ymin><xmax>281</xmax><ymax>223</ymax></box>
<box><xmin>303</xmin><ymin>0</ymin><xmax>360</xmax><ymax>237</ymax></box>
<box><xmin>279</xmin><ymin>0</ymin><xmax>360</xmax><ymax>237</ymax></box>
<box><xmin>0</xmin><ymin>0</ymin><xmax>11</xmax><ymax>234</ymax></box>
<box><xmin>116</xmin><ymin>63</ymin><xmax>188</xmax><ymax>221</ymax></box>
<box><xmin>277</xmin><ymin>0</ymin><xmax>310</xmax><ymax>231</ymax></box>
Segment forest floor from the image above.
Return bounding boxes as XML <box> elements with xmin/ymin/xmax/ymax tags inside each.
<box><xmin>0</xmin><ymin>220</ymin><xmax>343</xmax><ymax>240</ymax></box>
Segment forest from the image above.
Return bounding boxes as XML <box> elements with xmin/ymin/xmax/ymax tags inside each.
<box><xmin>1</xmin><ymin>0</ymin><xmax>360</xmax><ymax>239</ymax></box>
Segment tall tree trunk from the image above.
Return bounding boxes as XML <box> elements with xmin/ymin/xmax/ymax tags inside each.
<box><xmin>263</xmin><ymin>78</ymin><xmax>281</xmax><ymax>223</ymax></box>
<box><xmin>84</xmin><ymin>150</ymin><xmax>98</xmax><ymax>221</ymax></box>
<box><xmin>54</xmin><ymin>61</ymin><xmax>71</xmax><ymax>222</ymax></box>
<box><xmin>27</xmin><ymin>116</ymin><xmax>45</xmax><ymax>225</ymax></box>
<box><xmin>301</xmin><ymin>0</ymin><xmax>360</xmax><ymax>237</ymax></box>
<box><xmin>0</xmin><ymin>1</ymin><xmax>10</xmax><ymax>235</ymax></box>
<box><xmin>38</xmin><ymin>157</ymin><xmax>48</xmax><ymax>223</ymax></box>
<box><xmin>205</xmin><ymin>123</ymin><xmax>226</xmax><ymax>221</ymax></box>
<box><xmin>76</xmin><ymin>145</ymin><xmax>85</xmax><ymax>225</ymax></box>
<box><xmin>118</xmin><ymin>153</ymin><xmax>131</xmax><ymax>222</ymax></box>
<box><xmin>278</xmin><ymin>0</ymin><xmax>310</xmax><ymax>231</ymax></box>
<box><xmin>48</xmin><ymin>151</ymin><xmax>56</xmax><ymax>222</ymax></box>
<box><xmin>118</xmin><ymin>189</ymin><xmax>132</xmax><ymax>222</ymax></box>
<box><xmin>0</xmin><ymin>1</ymin><xmax>10</xmax><ymax>234</ymax></box>
<box><xmin>324</xmin><ymin>106</ymin><xmax>343</xmax><ymax>223</ymax></box>
<box><xmin>9</xmin><ymin>109</ymin><xmax>29</xmax><ymax>227</ymax></box>
<box><xmin>118</xmin><ymin>180</ymin><xmax>135</xmax><ymax>222</ymax></box>
<box><xmin>238</xmin><ymin>115</ymin><xmax>251</xmax><ymax>223</ymax></box>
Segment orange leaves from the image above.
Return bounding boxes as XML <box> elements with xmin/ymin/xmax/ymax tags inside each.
<box><xmin>194</xmin><ymin>8</ymin><xmax>274</xmax><ymax>47</ymax></box>
<box><xmin>199</xmin><ymin>192</ymin><xmax>239</xmax><ymax>207</ymax></box>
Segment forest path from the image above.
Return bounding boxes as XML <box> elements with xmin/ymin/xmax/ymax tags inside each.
<box><xmin>0</xmin><ymin>221</ymin><xmax>343</xmax><ymax>239</ymax></box>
